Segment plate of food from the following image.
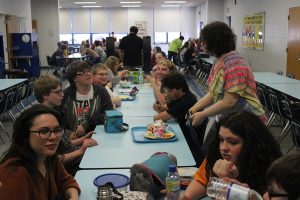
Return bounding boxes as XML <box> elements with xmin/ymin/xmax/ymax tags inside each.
<box><xmin>118</xmin><ymin>95</ymin><xmax>135</xmax><ymax>101</ymax></box>
<box><xmin>144</xmin><ymin>120</ymin><xmax>175</xmax><ymax>140</ymax></box>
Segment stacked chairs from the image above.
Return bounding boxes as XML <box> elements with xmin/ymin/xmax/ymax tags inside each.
<box><xmin>20</xmin><ymin>77</ymin><xmax>38</xmax><ymax>109</ymax></box>
<box><xmin>280</xmin><ymin>94</ymin><xmax>300</xmax><ymax>152</ymax></box>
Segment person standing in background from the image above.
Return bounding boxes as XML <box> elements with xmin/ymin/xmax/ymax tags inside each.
<box><xmin>119</xmin><ymin>26</ymin><xmax>143</xmax><ymax>70</ymax></box>
<box><xmin>168</xmin><ymin>36</ymin><xmax>184</xmax><ymax>62</ymax></box>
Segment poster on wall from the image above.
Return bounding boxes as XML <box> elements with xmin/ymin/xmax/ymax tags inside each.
<box><xmin>242</xmin><ymin>12</ymin><xmax>265</xmax><ymax>50</ymax></box>
<box><xmin>135</xmin><ymin>21</ymin><xmax>147</xmax><ymax>38</ymax></box>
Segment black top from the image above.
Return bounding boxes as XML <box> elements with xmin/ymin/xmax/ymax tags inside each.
<box><xmin>166</xmin><ymin>92</ymin><xmax>197</xmax><ymax>134</ymax></box>
<box><xmin>119</xmin><ymin>33</ymin><xmax>143</xmax><ymax>66</ymax></box>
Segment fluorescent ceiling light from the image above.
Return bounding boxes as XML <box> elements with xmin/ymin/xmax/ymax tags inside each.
<box><xmin>74</xmin><ymin>2</ymin><xmax>96</xmax><ymax>4</ymax></box>
<box><xmin>121</xmin><ymin>5</ymin><xmax>141</xmax><ymax>7</ymax></box>
<box><xmin>165</xmin><ymin>1</ymin><xmax>186</xmax><ymax>3</ymax></box>
<box><xmin>120</xmin><ymin>1</ymin><xmax>141</xmax><ymax>3</ymax></box>
<box><xmin>82</xmin><ymin>5</ymin><xmax>102</xmax><ymax>7</ymax></box>
<box><xmin>161</xmin><ymin>4</ymin><xmax>180</xmax><ymax>7</ymax></box>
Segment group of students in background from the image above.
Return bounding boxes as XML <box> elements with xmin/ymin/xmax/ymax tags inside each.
<box><xmin>0</xmin><ymin>21</ymin><xmax>299</xmax><ymax>200</ymax></box>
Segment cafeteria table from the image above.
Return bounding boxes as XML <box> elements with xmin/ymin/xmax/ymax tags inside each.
<box><xmin>79</xmin><ymin>116</ymin><xmax>196</xmax><ymax>169</ymax></box>
<box><xmin>253</xmin><ymin>72</ymin><xmax>300</xmax><ymax>84</ymax></box>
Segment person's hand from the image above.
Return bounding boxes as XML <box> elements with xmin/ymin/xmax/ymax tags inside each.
<box><xmin>69</xmin><ymin>132</ymin><xmax>79</xmax><ymax>140</ymax></box>
<box><xmin>153</xmin><ymin>102</ymin><xmax>161</xmax><ymax>112</ymax></box>
<box><xmin>191</xmin><ymin>111</ymin><xmax>206</xmax><ymax>127</ymax></box>
<box><xmin>79</xmin><ymin>138</ymin><xmax>98</xmax><ymax>154</ymax></box>
<box><xmin>213</xmin><ymin>159</ymin><xmax>239</xmax><ymax>178</ymax></box>
<box><xmin>188</xmin><ymin>106</ymin><xmax>197</xmax><ymax>115</ymax></box>
<box><xmin>82</xmin><ymin>131</ymin><xmax>95</xmax><ymax>139</ymax></box>
<box><xmin>75</xmin><ymin>125</ymin><xmax>86</xmax><ymax>137</ymax></box>
<box><xmin>106</xmin><ymin>82</ymin><xmax>113</xmax><ymax>89</ymax></box>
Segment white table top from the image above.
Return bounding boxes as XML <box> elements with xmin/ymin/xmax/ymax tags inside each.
<box><xmin>75</xmin><ymin>169</ymin><xmax>130</xmax><ymax>200</ymax></box>
<box><xmin>116</xmin><ymin>93</ymin><xmax>157</xmax><ymax>117</ymax></box>
<box><xmin>265</xmin><ymin>83</ymin><xmax>300</xmax><ymax>100</ymax></box>
<box><xmin>79</xmin><ymin>116</ymin><xmax>196</xmax><ymax>169</ymax></box>
<box><xmin>64</xmin><ymin>53</ymin><xmax>87</xmax><ymax>60</ymax></box>
<box><xmin>253</xmin><ymin>72</ymin><xmax>300</xmax><ymax>84</ymax></box>
<box><xmin>0</xmin><ymin>78</ymin><xmax>27</xmax><ymax>91</ymax></box>
<box><xmin>200</xmin><ymin>57</ymin><xmax>216</xmax><ymax>65</ymax></box>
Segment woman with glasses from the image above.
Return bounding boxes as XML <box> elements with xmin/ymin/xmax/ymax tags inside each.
<box><xmin>0</xmin><ymin>104</ymin><xmax>80</xmax><ymax>199</ymax></box>
<box><xmin>63</xmin><ymin>61</ymin><xmax>113</xmax><ymax>137</ymax></box>
<box><xmin>264</xmin><ymin>152</ymin><xmax>300</xmax><ymax>200</ymax></box>
<box><xmin>181</xmin><ymin>111</ymin><xmax>282</xmax><ymax>200</ymax></box>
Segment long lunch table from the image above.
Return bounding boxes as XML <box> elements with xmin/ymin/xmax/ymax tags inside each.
<box><xmin>79</xmin><ymin>116</ymin><xmax>196</xmax><ymax>169</ymax></box>
<box><xmin>253</xmin><ymin>72</ymin><xmax>300</xmax><ymax>84</ymax></box>
<box><xmin>0</xmin><ymin>78</ymin><xmax>27</xmax><ymax>92</ymax></box>
<box><xmin>265</xmin><ymin>83</ymin><xmax>300</xmax><ymax>100</ymax></box>
<box><xmin>75</xmin><ymin>169</ymin><xmax>130</xmax><ymax>200</ymax></box>
<box><xmin>116</xmin><ymin>93</ymin><xmax>157</xmax><ymax>117</ymax></box>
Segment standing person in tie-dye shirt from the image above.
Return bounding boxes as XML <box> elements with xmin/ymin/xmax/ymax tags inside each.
<box><xmin>189</xmin><ymin>21</ymin><xmax>266</xmax><ymax>129</ymax></box>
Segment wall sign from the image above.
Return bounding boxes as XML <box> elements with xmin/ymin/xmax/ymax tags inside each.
<box><xmin>242</xmin><ymin>12</ymin><xmax>265</xmax><ymax>50</ymax></box>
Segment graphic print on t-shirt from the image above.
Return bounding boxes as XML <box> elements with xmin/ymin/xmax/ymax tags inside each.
<box><xmin>75</xmin><ymin>87</ymin><xmax>94</xmax><ymax>124</ymax></box>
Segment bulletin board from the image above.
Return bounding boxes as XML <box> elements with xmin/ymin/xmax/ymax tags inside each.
<box><xmin>242</xmin><ymin>12</ymin><xmax>265</xmax><ymax>50</ymax></box>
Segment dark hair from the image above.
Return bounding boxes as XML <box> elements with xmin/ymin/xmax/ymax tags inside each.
<box><xmin>161</xmin><ymin>72</ymin><xmax>190</xmax><ymax>93</ymax></box>
<box><xmin>67</xmin><ymin>60</ymin><xmax>92</xmax><ymax>86</ymax></box>
<box><xmin>0</xmin><ymin>105</ymin><xmax>63</xmax><ymax>184</ymax></box>
<box><xmin>33</xmin><ymin>74</ymin><xmax>62</xmax><ymax>103</ymax></box>
<box><xmin>179</xmin><ymin>36</ymin><xmax>184</xmax><ymax>40</ymax></box>
<box><xmin>200</xmin><ymin>21</ymin><xmax>236</xmax><ymax>57</ymax></box>
<box><xmin>205</xmin><ymin>111</ymin><xmax>282</xmax><ymax>194</ymax></box>
<box><xmin>266</xmin><ymin>152</ymin><xmax>300</xmax><ymax>199</ymax></box>
<box><xmin>153</xmin><ymin>46</ymin><xmax>161</xmax><ymax>52</ymax></box>
<box><xmin>130</xmin><ymin>26</ymin><xmax>138</xmax><ymax>34</ymax></box>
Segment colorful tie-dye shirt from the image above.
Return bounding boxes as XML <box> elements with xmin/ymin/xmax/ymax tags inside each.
<box><xmin>207</xmin><ymin>51</ymin><xmax>265</xmax><ymax>117</ymax></box>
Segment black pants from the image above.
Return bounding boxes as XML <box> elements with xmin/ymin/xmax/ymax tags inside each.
<box><xmin>168</xmin><ymin>51</ymin><xmax>178</xmax><ymax>62</ymax></box>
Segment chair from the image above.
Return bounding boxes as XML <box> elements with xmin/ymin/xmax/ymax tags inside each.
<box><xmin>256</xmin><ymin>82</ymin><xmax>273</xmax><ymax>120</ymax></box>
<box><xmin>280</xmin><ymin>94</ymin><xmax>300</xmax><ymax>152</ymax></box>
<box><xmin>0</xmin><ymin>87</ymin><xmax>16</xmax><ymax>142</ymax></box>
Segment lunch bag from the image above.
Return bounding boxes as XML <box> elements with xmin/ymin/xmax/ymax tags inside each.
<box><xmin>129</xmin><ymin>152</ymin><xmax>177</xmax><ymax>199</ymax></box>
<box><xmin>104</xmin><ymin>110</ymin><xmax>129</xmax><ymax>133</ymax></box>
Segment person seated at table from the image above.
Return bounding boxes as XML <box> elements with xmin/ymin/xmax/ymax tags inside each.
<box><xmin>49</xmin><ymin>42</ymin><xmax>69</xmax><ymax>72</ymax></box>
<box><xmin>0</xmin><ymin>104</ymin><xmax>80</xmax><ymax>199</ymax></box>
<box><xmin>181</xmin><ymin>111</ymin><xmax>282</xmax><ymax>200</ymax></box>
<box><xmin>104</xmin><ymin>56</ymin><xmax>128</xmax><ymax>87</ymax></box>
<box><xmin>92</xmin><ymin>63</ymin><xmax>121</xmax><ymax>109</ymax></box>
<box><xmin>34</xmin><ymin>74</ymin><xmax>98</xmax><ymax>176</ymax></box>
<box><xmin>151</xmin><ymin>46</ymin><xmax>162</xmax><ymax>67</ymax></box>
<box><xmin>94</xmin><ymin>40</ymin><xmax>106</xmax><ymax>63</ymax></box>
<box><xmin>153</xmin><ymin>72</ymin><xmax>197</xmax><ymax>153</ymax></box>
<box><xmin>62</xmin><ymin>60</ymin><xmax>113</xmax><ymax>138</ymax></box>
<box><xmin>179</xmin><ymin>41</ymin><xmax>191</xmax><ymax>63</ymax></box>
<box><xmin>150</xmin><ymin>59</ymin><xmax>175</xmax><ymax>105</ymax></box>
<box><xmin>263</xmin><ymin>152</ymin><xmax>300</xmax><ymax>200</ymax></box>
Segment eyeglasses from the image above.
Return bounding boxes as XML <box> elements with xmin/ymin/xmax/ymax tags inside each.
<box><xmin>268</xmin><ymin>187</ymin><xmax>289</xmax><ymax>198</ymax></box>
<box><xmin>50</xmin><ymin>89</ymin><xmax>63</xmax><ymax>96</ymax></box>
<box><xmin>76</xmin><ymin>71</ymin><xmax>92</xmax><ymax>76</ymax></box>
<box><xmin>30</xmin><ymin>127</ymin><xmax>64</xmax><ymax>140</ymax></box>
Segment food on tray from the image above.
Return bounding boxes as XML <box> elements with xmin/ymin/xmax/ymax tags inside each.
<box><xmin>144</xmin><ymin>120</ymin><xmax>174</xmax><ymax>139</ymax></box>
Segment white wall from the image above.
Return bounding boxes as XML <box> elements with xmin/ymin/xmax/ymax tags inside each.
<box><xmin>31</xmin><ymin>0</ymin><xmax>60</xmax><ymax>67</ymax></box>
<box><xmin>223</xmin><ymin>0</ymin><xmax>300</xmax><ymax>73</ymax></box>
<box><xmin>0</xmin><ymin>0</ymin><xmax>32</xmax><ymax>69</ymax></box>
<box><xmin>59</xmin><ymin>7</ymin><xmax>197</xmax><ymax>54</ymax></box>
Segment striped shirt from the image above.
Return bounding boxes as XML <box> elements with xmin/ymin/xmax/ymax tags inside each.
<box><xmin>207</xmin><ymin>51</ymin><xmax>265</xmax><ymax>117</ymax></box>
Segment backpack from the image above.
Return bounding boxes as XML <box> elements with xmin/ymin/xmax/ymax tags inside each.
<box><xmin>129</xmin><ymin>152</ymin><xmax>177</xmax><ymax>200</ymax></box>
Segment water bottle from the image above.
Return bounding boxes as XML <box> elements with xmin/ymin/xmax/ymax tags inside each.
<box><xmin>128</xmin><ymin>71</ymin><xmax>134</xmax><ymax>83</ymax></box>
<box><xmin>206</xmin><ymin>177</ymin><xmax>263</xmax><ymax>200</ymax></box>
<box><xmin>166</xmin><ymin>165</ymin><xmax>180</xmax><ymax>200</ymax></box>
<box><xmin>138</xmin><ymin>69</ymin><xmax>144</xmax><ymax>84</ymax></box>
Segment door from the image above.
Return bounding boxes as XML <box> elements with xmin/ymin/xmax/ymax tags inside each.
<box><xmin>287</xmin><ymin>6</ymin><xmax>300</xmax><ymax>80</ymax></box>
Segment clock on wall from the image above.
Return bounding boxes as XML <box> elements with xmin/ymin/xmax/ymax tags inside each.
<box><xmin>21</xmin><ymin>34</ymin><xmax>30</xmax><ymax>43</ymax></box>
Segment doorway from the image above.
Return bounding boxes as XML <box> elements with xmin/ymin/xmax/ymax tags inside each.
<box><xmin>287</xmin><ymin>6</ymin><xmax>300</xmax><ymax>80</ymax></box>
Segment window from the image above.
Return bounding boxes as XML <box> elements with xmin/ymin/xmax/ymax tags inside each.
<box><xmin>73</xmin><ymin>33</ymin><xmax>91</xmax><ymax>45</ymax></box>
<box><xmin>59</xmin><ymin>34</ymin><xmax>73</xmax><ymax>44</ymax></box>
<box><xmin>92</xmin><ymin>33</ymin><xmax>109</xmax><ymax>42</ymax></box>
<box><xmin>114</xmin><ymin>33</ymin><xmax>127</xmax><ymax>41</ymax></box>
<box><xmin>154</xmin><ymin>32</ymin><xmax>167</xmax><ymax>44</ymax></box>
<box><xmin>167</xmin><ymin>32</ymin><xmax>180</xmax><ymax>42</ymax></box>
